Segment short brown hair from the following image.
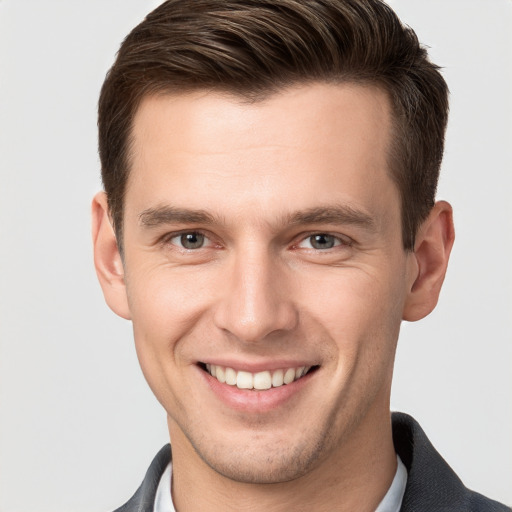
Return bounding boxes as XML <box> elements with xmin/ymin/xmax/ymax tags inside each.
<box><xmin>98</xmin><ymin>0</ymin><xmax>449</xmax><ymax>251</ymax></box>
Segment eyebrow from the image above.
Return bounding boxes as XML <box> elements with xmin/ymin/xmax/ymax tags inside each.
<box><xmin>139</xmin><ymin>203</ymin><xmax>376</xmax><ymax>232</ymax></box>
<box><xmin>139</xmin><ymin>206</ymin><xmax>216</xmax><ymax>227</ymax></box>
<box><xmin>286</xmin><ymin>205</ymin><xmax>376</xmax><ymax>231</ymax></box>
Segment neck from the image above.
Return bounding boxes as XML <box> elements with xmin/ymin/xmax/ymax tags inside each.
<box><xmin>169</xmin><ymin>407</ymin><xmax>397</xmax><ymax>512</ymax></box>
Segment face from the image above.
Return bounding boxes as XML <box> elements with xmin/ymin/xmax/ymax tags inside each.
<box><xmin>113</xmin><ymin>84</ymin><xmax>418</xmax><ymax>483</ymax></box>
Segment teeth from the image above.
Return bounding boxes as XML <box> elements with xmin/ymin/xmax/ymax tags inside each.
<box><xmin>225</xmin><ymin>367</ymin><xmax>237</xmax><ymax>386</ymax></box>
<box><xmin>284</xmin><ymin>368</ymin><xmax>296</xmax><ymax>384</ymax></box>
<box><xmin>205</xmin><ymin>364</ymin><xmax>312</xmax><ymax>390</ymax></box>
<box><xmin>253</xmin><ymin>371</ymin><xmax>272</xmax><ymax>390</ymax></box>
<box><xmin>272</xmin><ymin>369</ymin><xmax>284</xmax><ymax>387</ymax></box>
<box><xmin>216</xmin><ymin>366</ymin><xmax>226</xmax><ymax>383</ymax></box>
<box><xmin>236</xmin><ymin>371</ymin><xmax>253</xmax><ymax>389</ymax></box>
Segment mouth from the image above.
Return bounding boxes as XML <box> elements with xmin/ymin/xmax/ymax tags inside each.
<box><xmin>199</xmin><ymin>363</ymin><xmax>319</xmax><ymax>391</ymax></box>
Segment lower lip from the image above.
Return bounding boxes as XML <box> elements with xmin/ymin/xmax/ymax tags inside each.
<box><xmin>200</xmin><ymin>367</ymin><xmax>315</xmax><ymax>413</ymax></box>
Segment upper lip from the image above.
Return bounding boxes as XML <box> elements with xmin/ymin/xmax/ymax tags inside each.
<box><xmin>199</xmin><ymin>359</ymin><xmax>319</xmax><ymax>373</ymax></box>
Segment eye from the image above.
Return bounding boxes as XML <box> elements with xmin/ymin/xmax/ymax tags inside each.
<box><xmin>298</xmin><ymin>234</ymin><xmax>344</xmax><ymax>250</ymax></box>
<box><xmin>170</xmin><ymin>232</ymin><xmax>207</xmax><ymax>250</ymax></box>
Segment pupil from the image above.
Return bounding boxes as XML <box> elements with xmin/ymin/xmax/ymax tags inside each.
<box><xmin>311</xmin><ymin>234</ymin><xmax>334</xmax><ymax>249</ymax></box>
<box><xmin>181</xmin><ymin>233</ymin><xmax>204</xmax><ymax>249</ymax></box>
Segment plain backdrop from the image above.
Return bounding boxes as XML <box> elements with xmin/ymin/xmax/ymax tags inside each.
<box><xmin>0</xmin><ymin>1</ymin><xmax>511</xmax><ymax>511</ymax></box>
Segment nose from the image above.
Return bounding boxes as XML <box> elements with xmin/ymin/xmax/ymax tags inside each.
<box><xmin>213</xmin><ymin>247</ymin><xmax>298</xmax><ymax>343</ymax></box>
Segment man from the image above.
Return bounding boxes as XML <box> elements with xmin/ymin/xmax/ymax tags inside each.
<box><xmin>91</xmin><ymin>0</ymin><xmax>510</xmax><ymax>511</ymax></box>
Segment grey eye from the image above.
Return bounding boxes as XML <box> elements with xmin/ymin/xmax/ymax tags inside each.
<box><xmin>179</xmin><ymin>232</ymin><xmax>205</xmax><ymax>249</ymax></box>
<box><xmin>309</xmin><ymin>234</ymin><xmax>337</xmax><ymax>249</ymax></box>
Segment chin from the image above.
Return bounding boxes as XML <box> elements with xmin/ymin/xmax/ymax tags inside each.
<box><xmin>200</xmin><ymin>445</ymin><xmax>320</xmax><ymax>484</ymax></box>
<box><xmin>183</xmin><ymin>420</ymin><xmax>333</xmax><ymax>485</ymax></box>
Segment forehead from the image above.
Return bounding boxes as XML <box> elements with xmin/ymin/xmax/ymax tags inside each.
<box><xmin>131</xmin><ymin>82</ymin><xmax>391</xmax><ymax>160</ymax></box>
<box><xmin>126</xmin><ymin>83</ymin><xmax>397</xmax><ymax>227</ymax></box>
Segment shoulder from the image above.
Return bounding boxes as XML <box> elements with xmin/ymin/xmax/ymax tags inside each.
<box><xmin>392</xmin><ymin>412</ymin><xmax>510</xmax><ymax>512</ymax></box>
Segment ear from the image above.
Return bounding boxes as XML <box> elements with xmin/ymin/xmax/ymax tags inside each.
<box><xmin>91</xmin><ymin>191</ymin><xmax>131</xmax><ymax>320</ymax></box>
<box><xmin>403</xmin><ymin>200</ymin><xmax>455</xmax><ymax>322</ymax></box>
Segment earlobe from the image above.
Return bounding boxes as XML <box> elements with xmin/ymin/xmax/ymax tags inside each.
<box><xmin>402</xmin><ymin>201</ymin><xmax>455</xmax><ymax>322</ymax></box>
<box><xmin>91</xmin><ymin>191</ymin><xmax>131</xmax><ymax>320</ymax></box>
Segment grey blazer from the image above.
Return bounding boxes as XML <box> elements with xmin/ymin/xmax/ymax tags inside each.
<box><xmin>114</xmin><ymin>413</ymin><xmax>510</xmax><ymax>511</ymax></box>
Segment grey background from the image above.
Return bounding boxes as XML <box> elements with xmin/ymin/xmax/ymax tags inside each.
<box><xmin>0</xmin><ymin>1</ymin><xmax>511</xmax><ymax>510</ymax></box>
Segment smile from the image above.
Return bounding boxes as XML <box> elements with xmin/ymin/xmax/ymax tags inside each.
<box><xmin>204</xmin><ymin>364</ymin><xmax>314</xmax><ymax>390</ymax></box>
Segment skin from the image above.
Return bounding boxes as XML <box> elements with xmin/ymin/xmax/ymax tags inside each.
<box><xmin>93</xmin><ymin>83</ymin><xmax>454</xmax><ymax>511</ymax></box>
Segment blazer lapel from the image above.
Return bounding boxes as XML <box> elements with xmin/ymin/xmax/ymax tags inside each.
<box><xmin>114</xmin><ymin>444</ymin><xmax>171</xmax><ymax>512</ymax></box>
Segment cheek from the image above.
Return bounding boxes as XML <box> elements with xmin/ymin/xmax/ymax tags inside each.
<box><xmin>306</xmin><ymin>268</ymin><xmax>404</xmax><ymax>409</ymax></box>
<box><xmin>126</xmin><ymin>273</ymin><xmax>206</xmax><ymax>415</ymax></box>
<box><xmin>126</xmin><ymin>263</ymin><xmax>213</xmax><ymax>332</ymax></box>
<box><xmin>299</xmin><ymin>264</ymin><xmax>406</xmax><ymax>379</ymax></box>
<box><xmin>124</xmin><ymin>269</ymin><xmax>208</xmax><ymax>385</ymax></box>
<box><xmin>306</xmin><ymin>266</ymin><xmax>404</xmax><ymax>328</ymax></box>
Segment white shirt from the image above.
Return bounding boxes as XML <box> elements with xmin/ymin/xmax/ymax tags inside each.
<box><xmin>154</xmin><ymin>455</ymin><xmax>407</xmax><ymax>512</ymax></box>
